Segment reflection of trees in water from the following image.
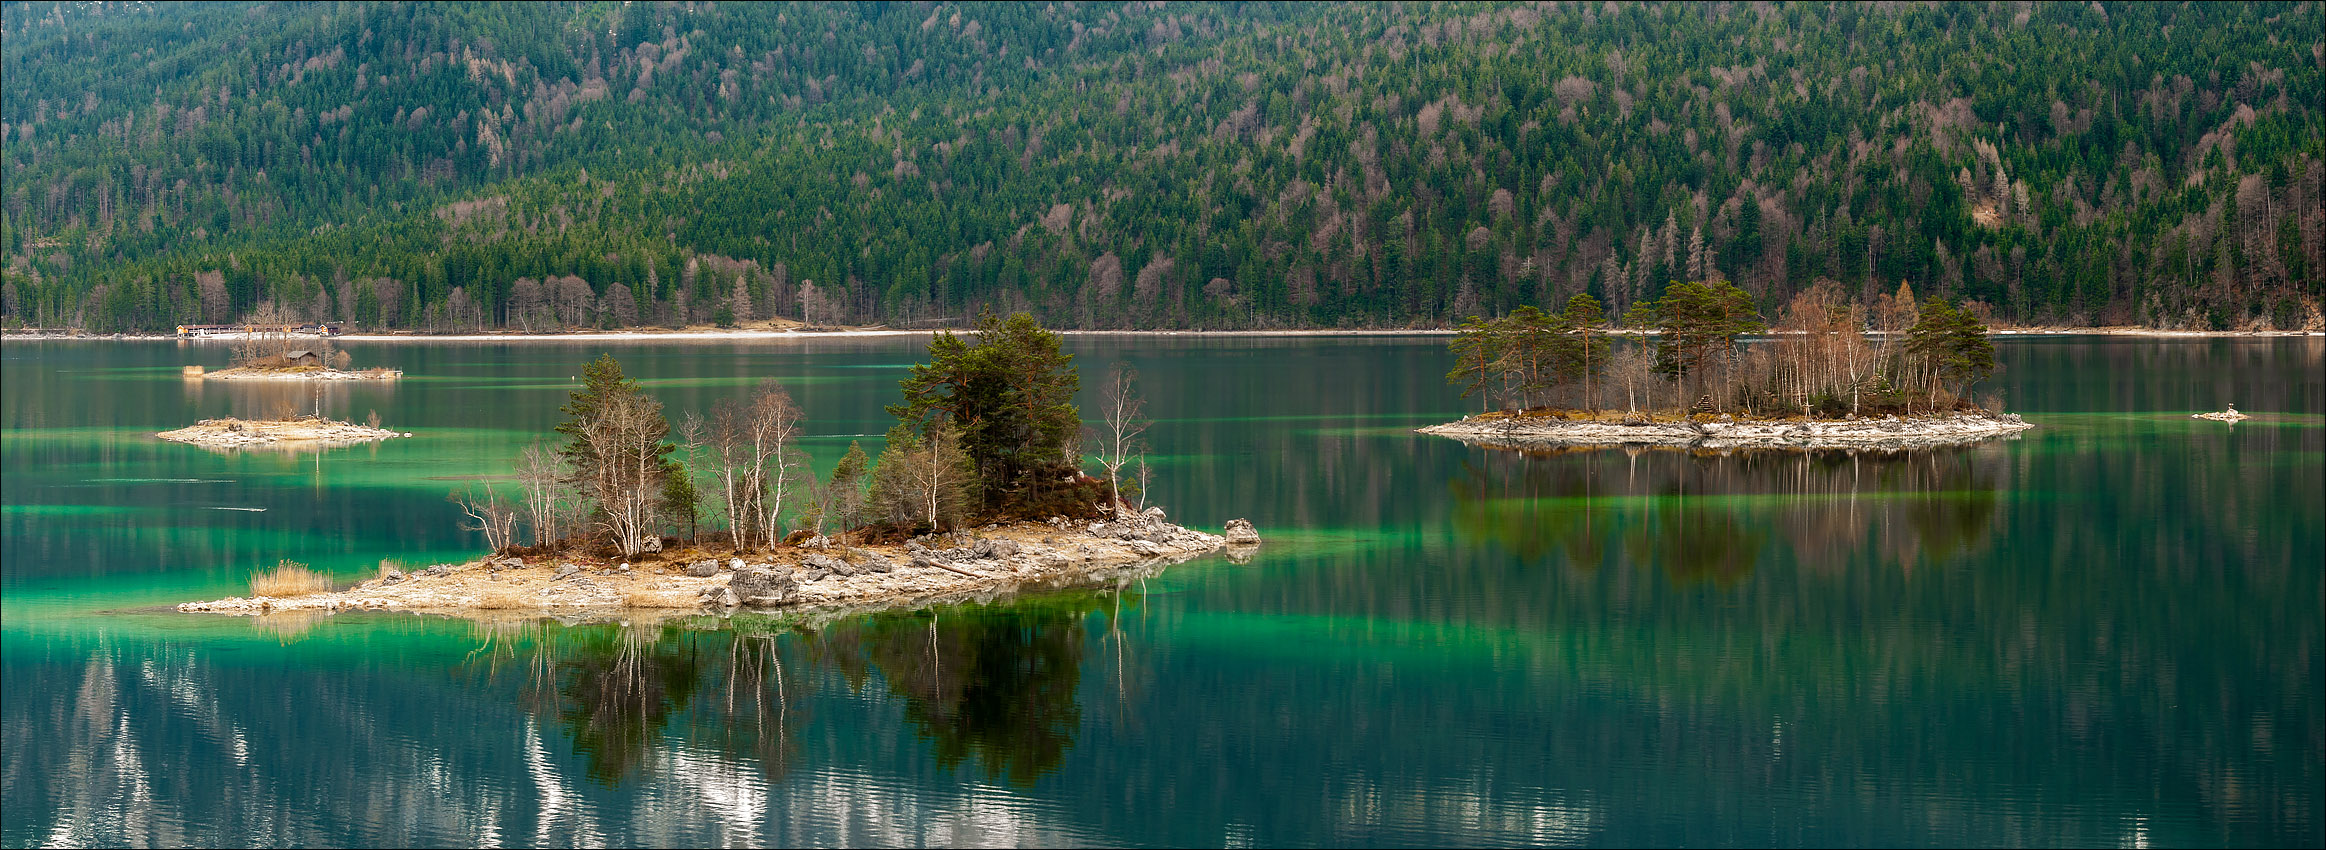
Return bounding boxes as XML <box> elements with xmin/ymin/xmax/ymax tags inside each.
<box><xmin>485</xmin><ymin>590</ymin><xmax>1116</xmax><ymax>788</ymax></box>
<box><xmin>546</xmin><ymin>627</ymin><xmax>709</xmax><ymax>784</ymax></box>
<box><xmin>820</xmin><ymin>601</ymin><xmax>1090</xmax><ymax>787</ymax></box>
<box><xmin>1451</xmin><ymin>444</ymin><xmax>2005</xmax><ymax>583</ymax></box>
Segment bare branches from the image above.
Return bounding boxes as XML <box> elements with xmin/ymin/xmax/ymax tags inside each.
<box><xmin>581</xmin><ymin>390</ymin><xmax>669</xmax><ymax>557</ymax></box>
<box><xmin>1089</xmin><ymin>363</ymin><xmax>1148</xmax><ymax>516</ymax></box>
<box><xmin>688</xmin><ymin>380</ymin><xmax>808</xmax><ymax>552</ymax></box>
<box><xmin>452</xmin><ymin>481</ymin><xmax>519</xmax><ymax>552</ymax></box>
<box><xmin>745</xmin><ymin>381</ymin><xmax>805</xmax><ymax>550</ymax></box>
<box><xmin>513</xmin><ymin>440</ymin><xmax>578</xmax><ymax>546</ymax></box>
<box><xmin>870</xmin><ymin>422</ymin><xmax>977</xmax><ymax>532</ymax></box>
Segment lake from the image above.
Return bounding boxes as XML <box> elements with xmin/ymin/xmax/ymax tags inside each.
<box><xmin>3</xmin><ymin>334</ymin><xmax>2320</xmax><ymax>847</ymax></box>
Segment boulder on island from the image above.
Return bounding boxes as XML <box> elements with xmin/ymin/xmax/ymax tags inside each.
<box><xmin>728</xmin><ymin>569</ymin><xmax>797</xmax><ymax>606</ymax></box>
<box><xmin>686</xmin><ymin>559</ymin><xmax>719</xmax><ymax>578</ymax></box>
<box><xmin>1223</xmin><ymin>518</ymin><xmax>1261</xmax><ymax>545</ymax></box>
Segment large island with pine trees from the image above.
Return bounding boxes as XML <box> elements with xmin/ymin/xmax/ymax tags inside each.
<box><xmin>180</xmin><ymin>315</ymin><xmax>1259</xmax><ymax>619</ymax></box>
<box><xmin>1422</xmin><ymin>280</ymin><xmax>2031</xmax><ymax>451</ymax></box>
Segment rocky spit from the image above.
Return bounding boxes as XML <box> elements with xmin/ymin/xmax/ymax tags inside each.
<box><xmin>1419</xmin><ymin>411</ymin><xmax>2033</xmax><ymax>451</ymax></box>
<box><xmin>178</xmin><ymin>512</ymin><xmax>1239</xmax><ymax>620</ymax></box>
<box><xmin>2193</xmin><ymin>407</ymin><xmax>2249</xmax><ymax>422</ymax></box>
<box><xmin>156</xmin><ymin>416</ymin><xmax>412</xmax><ymax>450</ymax></box>
<box><xmin>196</xmin><ymin>366</ymin><xmax>403</xmax><ymax>381</ymax></box>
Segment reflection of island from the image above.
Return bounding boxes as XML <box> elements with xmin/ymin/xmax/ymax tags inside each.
<box><xmin>1452</xmin><ymin>445</ymin><xmax>2004</xmax><ymax>584</ymax></box>
<box><xmin>484</xmin><ymin>588</ymin><xmax>1122</xmax><ymax>787</ymax></box>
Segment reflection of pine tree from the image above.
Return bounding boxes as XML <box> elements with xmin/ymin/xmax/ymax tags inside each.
<box><xmin>856</xmin><ymin>605</ymin><xmax>1088</xmax><ymax>787</ymax></box>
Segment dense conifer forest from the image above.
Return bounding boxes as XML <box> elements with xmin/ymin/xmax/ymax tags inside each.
<box><xmin>3</xmin><ymin>1</ymin><xmax>2319</xmax><ymax>333</ymax></box>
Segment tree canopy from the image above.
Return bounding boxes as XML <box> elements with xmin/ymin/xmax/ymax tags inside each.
<box><xmin>888</xmin><ymin>312</ymin><xmax>1084</xmax><ymax>515</ymax></box>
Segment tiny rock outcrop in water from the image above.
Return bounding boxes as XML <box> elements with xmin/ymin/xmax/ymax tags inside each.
<box><xmin>2193</xmin><ymin>406</ymin><xmax>2249</xmax><ymax>422</ymax></box>
<box><xmin>156</xmin><ymin>417</ymin><xmax>411</xmax><ymax>450</ymax></box>
<box><xmin>178</xmin><ymin>517</ymin><xmax>1227</xmax><ymax>619</ymax></box>
<box><xmin>1223</xmin><ymin>518</ymin><xmax>1262</xmax><ymax>545</ymax></box>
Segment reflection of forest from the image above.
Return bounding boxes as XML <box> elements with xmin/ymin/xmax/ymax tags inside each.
<box><xmin>1450</xmin><ymin>445</ymin><xmax>2004</xmax><ymax>583</ymax></box>
<box><xmin>478</xmin><ymin>590</ymin><xmax>1122</xmax><ymax>787</ymax></box>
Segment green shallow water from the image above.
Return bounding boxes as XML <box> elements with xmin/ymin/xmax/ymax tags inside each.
<box><xmin>3</xmin><ymin>335</ymin><xmax>2321</xmax><ymax>847</ymax></box>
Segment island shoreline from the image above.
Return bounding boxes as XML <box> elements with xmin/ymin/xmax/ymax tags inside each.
<box><xmin>178</xmin><ymin>516</ymin><xmax>1247</xmax><ymax>622</ymax></box>
<box><xmin>157</xmin><ymin>416</ymin><xmax>412</xmax><ymax>450</ymax></box>
<box><xmin>1419</xmin><ymin>411</ymin><xmax>2033</xmax><ymax>451</ymax></box>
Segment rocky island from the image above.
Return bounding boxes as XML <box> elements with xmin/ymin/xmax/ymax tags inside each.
<box><xmin>179</xmin><ymin>512</ymin><xmax>1249</xmax><ymax>619</ymax></box>
<box><xmin>178</xmin><ymin>315</ymin><xmax>1258</xmax><ymax>624</ymax></box>
<box><xmin>1421</xmin><ymin>410</ymin><xmax>2031</xmax><ymax>451</ymax></box>
<box><xmin>156</xmin><ymin>415</ymin><xmax>411</xmax><ymax>450</ymax></box>
<box><xmin>189</xmin><ymin>364</ymin><xmax>402</xmax><ymax>382</ymax></box>
<box><xmin>186</xmin><ymin>318</ymin><xmax>399</xmax><ymax>381</ymax></box>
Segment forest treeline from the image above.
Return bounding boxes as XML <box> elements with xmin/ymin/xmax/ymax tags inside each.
<box><xmin>3</xmin><ymin>1</ymin><xmax>2320</xmax><ymax>333</ymax></box>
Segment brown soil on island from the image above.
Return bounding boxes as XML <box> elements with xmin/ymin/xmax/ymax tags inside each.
<box><xmin>179</xmin><ymin>514</ymin><xmax>1248</xmax><ymax>620</ymax></box>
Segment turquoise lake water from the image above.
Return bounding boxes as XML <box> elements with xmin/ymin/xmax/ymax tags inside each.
<box><xmin>2</xmin><ymin>335</ymin><xmax>2320</xmax><ymax>847</ymax></box>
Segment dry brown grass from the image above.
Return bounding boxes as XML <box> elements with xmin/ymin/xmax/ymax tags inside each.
<box><xmin>249</xmin><ymin>560</ymin><xmax>333</xmax><ymax>597</ymax></box>
<box><xmin>470</xmin><ymin>585</ymin><xmax>534</xmax><ymax>610</ymax></box>
<box><xmin>377</xmin><ymin>559</ymin><xmax>406</xmax><ymax>579</ymax></box>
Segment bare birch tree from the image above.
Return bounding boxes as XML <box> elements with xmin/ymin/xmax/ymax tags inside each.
<box><xmin>749</xmin><ymin>383</ymin><xmax>806</xmax><ymax>550</ymax></box>
<box><xmin>870</xmin><ymin>422</ymin><xmax>977</xmax><ymax>532</ymax></box>
<box><xmin>1088</xmin><ymin>363</ymin><xmax>1148</xmax><ymax>516</ymax></box>
<box><xmin>513</xmin><ymin>440</ymin><xmax>576</xmax><ymax>546</ymax></box>
<box><xmin>1606</xmin><ymin>342</ymin><xmax>1657</xmax><ymax>414</ymax></box>
<box><xmin>697</xmin><ymin>381</ymin><xmax>807</xmax><ymax>551</ymax></box>
<box><xmin>452</xmin><ymin>482</ymin><xmax>519</xmax><ymax>552</ymax></box>
<box><xmin>583</xmin><ymin>391</ymin><xmax>670</xmax><ymax>557</ymax></box>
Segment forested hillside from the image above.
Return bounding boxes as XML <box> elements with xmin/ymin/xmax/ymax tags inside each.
<box><xmin>4</xmin><ymin>1</ymin><xmax>2320</xmax><ymax>333</ymax></box>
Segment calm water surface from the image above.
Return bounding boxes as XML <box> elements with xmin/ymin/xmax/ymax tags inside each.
<box><xmin>3</xmin><ymin>335</ymin><xmax>2320</xmax><ymax>847</ymax></box>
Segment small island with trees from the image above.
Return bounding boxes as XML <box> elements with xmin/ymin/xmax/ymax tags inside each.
<box><xmin>1422</xmin><ymin>279</ymin><xmax>2031</xmax><ymax>451</ymax></box>
<box><xmin>184</xmin><ymin>307</ymin><xmax>401</xmax><ymax>383</ymax></box>
<box><xmin>181</xmin><ymin>314</ymin><xmax>1252</xmax><ymax>618</ymax></box>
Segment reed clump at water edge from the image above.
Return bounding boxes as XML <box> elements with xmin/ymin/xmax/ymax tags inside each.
<box><xmin>248</xmin><ymin>560</ymin><xmax>334</xmax><ymax>597</ymax></box>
